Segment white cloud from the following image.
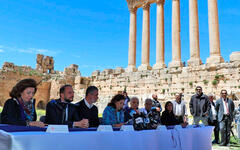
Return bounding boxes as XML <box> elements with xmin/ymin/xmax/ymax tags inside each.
<box><xmin>30</xmin><ymin>48</ymin><xmax>60</xmax><ymax>56</ymax></box>
<box><xmin>19</xmin><ymin>49</ymin><xmax>34</xmax><ymax>54</ymax></box>
<box><xmin>0</xmin><ymin>45</ymin><xmax>61</xmax><ymax>56</ymax></box>
<box><xmin>72</xmin><ymin>55</ymin><xmax>81</xmax><ymax>58</ymax></box>
<box><xmin>17</xmin><ymin>48</ymin><xmax>60</xmax><ymax>56</ymax></box>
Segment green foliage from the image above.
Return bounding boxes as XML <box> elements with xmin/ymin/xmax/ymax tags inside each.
<box><xmin>215</xmin><ymin>74</ymin><xmax>220</xmax><ymax>80</ymax></box>
<box><xmin>189</xmin><ymin>82</ymin><xmax>193</xmax><ymax>86</ymax></box>
<box><xmin>203</xmin><ymin>80</ymin><xmax>209</xmax><ymax>85</ymax></box>
<box><xmin>162</xmin><ymin>89</ymin><xmax>165</xmax><ymax>94</ymax></box>
<box><xmin>110</xmin><ymin>85</ymin><xmax>112</xmax><ymax>90</ymax></box>
<box><xmin>224</xmin><ymin>79</ymin><xmax>227</xmax><ymax>83</ymax></box>
<box><xmin>36</xmin><ymin>109</ymin><xmax>46</xmax><ymax>121</ymax></box>
<box><xmin>212</xmin><ymin>79</ymin><xmax>218</xmax><ymax>86</ymax></box>
<box><xmin>18</xmin><ymin>68</ymin><xmax>23</xmax><ymax>75</ymax></box>
<box><xmin>124</xmin><ymin>86</ymin><xmax>127</xmax><ymax>92</ymax></box>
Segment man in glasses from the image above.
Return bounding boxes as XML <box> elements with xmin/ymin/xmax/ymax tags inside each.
<box><xmin>216</xmin><ymin>90</ymin><xmax>235</xmax><ymax>146</ymax></box>
<box><xmin>189</xmin><ymin>86</ymin><xmax>210</xmax><ymax>125</ymax></box>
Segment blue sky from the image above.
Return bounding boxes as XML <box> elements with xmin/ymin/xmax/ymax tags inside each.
<box><xmin>0</xmin><ymin>0</ymin><xmax>239</xmax><ymax>76</ymax></box>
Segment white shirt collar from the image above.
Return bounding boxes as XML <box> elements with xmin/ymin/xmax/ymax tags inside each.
<box><xmin>84</xmin><ymin>99</ymin><xmax>93</xmax><ymax>109</ymax></box>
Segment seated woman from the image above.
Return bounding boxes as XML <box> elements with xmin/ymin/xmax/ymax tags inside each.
<box><xmin>102</xmin><ymin>94</ymin><xmax>125</xmax><ymax>127</ymax></box>
<box><xmin>124</xmin><ymin>97</ymin><xmax>140</xmax><ymax>124</ymax></box>
<box><xmin>1</xmin><ymin>78</ymin><xmax>44</xmax><ymax>127</ymax></box>
<box><xmin>161</xmin><ymin>101</ymin><xmax>187</xmax><ymax>127</ymax></box>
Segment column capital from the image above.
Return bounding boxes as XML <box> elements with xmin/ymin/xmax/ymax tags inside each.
<box><xmin>126</xmin><ymin>0</ymin><xmax>137</xmax><ymax>13</ymax></box>
<box><xmin>129</xmin><ymin>7</ymin><xmax>137</xmax><ymax>13</ymax></box>
<box><xmin>156</xmin><ymin>0</ymin><xmax>165</xmax><ymax>4</ymax></box>
<box><xmin>142</xmin><ymin>3</ymin><xmax>150</xmax><ymax>10</ymax></box>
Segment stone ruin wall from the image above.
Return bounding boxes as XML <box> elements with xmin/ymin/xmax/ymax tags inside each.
<box><xmin>0</xmin><ymin>53</ymin><xmax>240</xmax><ymax>115</ymax></box>
<box><xmin>0</xmin><ymin>55</ymin><xmax>89</xmax><ymax>110</ymax></box>
<box><xmin>90</xmin><ymin>52</ymin><xmax>240</xmax><ymax>114</ymax></box>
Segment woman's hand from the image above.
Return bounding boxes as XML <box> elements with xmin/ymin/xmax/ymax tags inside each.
<box><xmin>29</xmin><ymin>121</ymin><xmax>45</xmax><ymax>128</ymax></box>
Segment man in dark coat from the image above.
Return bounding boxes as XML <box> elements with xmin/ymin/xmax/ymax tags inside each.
<box><xmin>216</xmin><ymin>90</ymin><xmax>235</xmax><ymax>146</ymax></box>
<box><xmin>46</xmin><ymin>85</ymin><xmax>88</xmax><ymax>128</ymax></box>
<box><xmin>189</xmin><ymin>86</ymin><xmax>210</xmax><ymax>125</ymax></box>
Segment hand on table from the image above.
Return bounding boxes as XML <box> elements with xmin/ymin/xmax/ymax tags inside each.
<box><xmin>29</xmin><ymin>121</ymin><xmax>45</xmax><ymax>128</ymax></box>
<box><xmin>74</xmin><ymin>119</ymin><xmax>89</xmax><ymax>128</ymax></box>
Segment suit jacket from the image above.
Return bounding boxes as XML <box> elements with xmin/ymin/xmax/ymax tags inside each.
<box><xmin>171</xmin><ymin>100</ymin><xmax>187</xmax><ymax>117</ymax></box>
<box><xmin>208</xmin><ymin>101</ymin><xmax>217</xmax><ymax>123</ymax></box>
<box><xmin>189</xmin><ymin>94</ymin><xmax>210</xmax><ymax>117</ymax></box>
<box><xmin>76</xmin><ymin>99</ymin><xmax>100</xmax><ymax>127</ymax></box>
<box><xmin>1</xmin><ymin>98</ymin><xmax>37</xmax><ymax>126</ymax></box>
<box><xmin>215</xmin><ymin>98</ymin><xmax>235</xmax><ymax>122</ymax></box>
<box><xmin>45</xmin><ymin>99</ymin><xmax>80</xmax><ymax>127</ymax></box>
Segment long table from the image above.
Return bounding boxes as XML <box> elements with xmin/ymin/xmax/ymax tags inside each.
<box><xmin>0</xmin><ymin>125</ymin><xmax>214</xmax><ymax>150</ymax></box>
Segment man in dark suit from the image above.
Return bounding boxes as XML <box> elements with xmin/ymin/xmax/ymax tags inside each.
<box><xmin>207</xmin><ymin>94</ymin><xmax>219</xmax><ymax>144</ymax></box>
<box><xmin>46</xmin><ymin>84</ymin><xmax>89</xmax><ymax>128</ymax></box>
<box><xmin>189</xmin><ymin>86</ymin><xmax>210</xmax><ymax>125</ymax></box>
<box><xmin>216</xmin><ymin>89</ymin><xmax>235</xmax><ymax>146</ymax></box>
<box><xmin>76</xmin><ymin>86</ymin><xmax>100</xmax><ymax>127</ymax></box>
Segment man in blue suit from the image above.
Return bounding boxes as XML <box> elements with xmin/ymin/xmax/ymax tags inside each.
<box><xmin>216</xmin><ymin>89</ymin><xmax>235</xmax><ymax>146</ymax></box>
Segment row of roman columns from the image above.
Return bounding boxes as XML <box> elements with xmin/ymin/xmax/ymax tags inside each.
<box><xmin>126</xmin><ymin>0</ymin><xmax>224</xmax><ymax>72</ymax></box>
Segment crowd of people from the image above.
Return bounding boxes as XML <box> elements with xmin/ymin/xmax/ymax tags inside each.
<box><xmin>0</xmin><ymin>78</ymin><xmax>236</xmax><ymax>147</ymax></box>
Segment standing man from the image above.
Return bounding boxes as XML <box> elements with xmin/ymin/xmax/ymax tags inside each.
<box><xmin>189</xmin><ymin>86</ymin><xmax>210</xmax><ymax>125</ymax></box>
<box><xmin>46</xmin><ymin>85</ymin><xmax>88</xmax><ymax>128</ymax></box>
<box><xmin>122</xmin><ymin>91</ymin><xmax>130</xmax><ymax>110</ymax></box>
<box><xmin>172</xmin><ymin>93</ymin><xmax>187</xmax><ymax>123</ymax></box>
<box><xmin>216</xmin><ymin>90</ymin><xmax>235</xmax><ymax>146</ymax></box>
<box><xmin>208</xmin><ymin>94</ymin><xmax>219</xmax><ymax>144</ymax></box>
<box><xmin>152</xmin><ymin>94</ymin><xmax>162</xmax><ymax>113</ymax></box>
<box><xmin>76</xmin><ymin>86</ymin><xmax>100</xmax><ymax>127</ymax></box>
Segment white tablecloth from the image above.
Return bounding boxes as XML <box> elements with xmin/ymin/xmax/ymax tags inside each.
<box><xmin>0</xmin><ymin>126</ymin><xmax>214</xmax><ymax>150</ymax></box>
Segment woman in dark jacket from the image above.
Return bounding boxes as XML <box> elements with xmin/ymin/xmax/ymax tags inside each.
<box><xmin>1</xmin><ymin>78</ymin><xmax>44</xmax><ymax>127</ymax></box>
<box><xmin>161</xmin><ymin>101</ymin><xmax>184</xmax><ymax>126</ymax></box>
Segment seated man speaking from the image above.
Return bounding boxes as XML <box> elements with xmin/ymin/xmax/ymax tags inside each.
<box><xmin>46</xmin><ymin>84</ymin><xmax>88</xmax><ymax>128</ymax></box>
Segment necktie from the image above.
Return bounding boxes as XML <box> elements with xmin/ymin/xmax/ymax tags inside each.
<box><xmin>224</xmin><ymin>99</ymin><xmax>229</xmax><ymax>114</ymax></box>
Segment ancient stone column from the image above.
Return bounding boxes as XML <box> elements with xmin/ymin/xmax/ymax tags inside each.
<box><xmin>153</xmin><ymin>0</ymin><xmax>166</xmax><ymax>70</ymax></box>
<box><xmin>188</xmin><ymin>0</ymin><xmax>202</xmax><ymax>66</ymax></box>
<box><xmin>126</xmin><ymin>8</ymin><xmax>138</xmax><ymax>72</ymax></box>
<box><xmin>138</xmin><ymin>4</ymin><xmax>152</xmax><ymax>71</ymax></box>
<box><xmin>206</xmin><ymin>0</ymin><xmax>224</xmax><ymax>64</ymax></box>
<box><xmin>169</xmin><ymin>0</ymin><xmax>183</xmax><ymax>68</ymax></box>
